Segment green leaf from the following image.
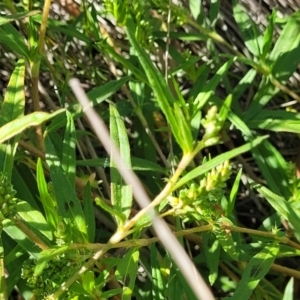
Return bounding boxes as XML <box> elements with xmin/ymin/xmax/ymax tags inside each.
<box><xmin>76</xmin><ymin>157</ymin><xmax>165</xmax><ymax>173</ymax></box>
<box><xmin>232</xmin><ymin>69</ymin><xmax>257</xmax><ymax>115</ymax></box>
<box><xmin>125</xmin><ymin>17</ymin><xmax>188</xmax><ymax>152</ymax></box>
<box><xmin>231</xmin><ymin>243</ymin><xmax>279</xmax><ymax>300</ymax></box>
<box><xmin>0</xmin><ymin>109</ymin><xmax>65</xmax><ymax>144</ymax></box>
<box><xmin>283</xmin><ymin>277</ymin><xmax>294</xmax><ymax>300</ymax></box>
<box><xmin>214</xmin><ymin>218</ymin><xmax>238</xmax><ymax>260</ymax></box>
<box><xmin>45</xmin><ymin>135</ymin><xmax>87</xmax><ymax>243</ymax></box>
<box><xmin>251</xmin><ymin>140</ymin><xmax>289</xmax><ymax>198</ymax></box>
<box><xmin>243</xmin><ymin>77</ymin><xmax>279</xmax><ymax>121</ymax></box>
<box><xmin>95</xmin><ymin>197</ymin><xmax>126</xmax><ymax>225</ymax></box>
<box><xmin>110</xmin><ymin>105</ymin><xmax>133</xmax><ymax>225</ymax></box>
<box><xmin>253</xmin><ymin>183</ymin><xmax>300</xmax><ymax>241</ymax></box>
<box><xmin>189</xmin><ymin>0</ymin><xmax>201</xmax><ymax>20</ymax></box>
<box><xmin>218</xmin><ymin>94</ymin><xmax>232</xmax><ymax>124</ymax></box>
<box><xmin>101</xmin><ymin>289</ymin><xmax>124</xmax><ymax>299</ymax></box>
<box><xmin>34</xmin><ymin>245</ymin><xmax>69</xmax><ymax>276</ymax></box>
<box><xmin>98</xmin><ymin>42</ymin><xmax>147</xmax><ymax>84</ymax></box>
<box><xmin>12</xmin><ymin>164</ymin><xmax>40</xmax><ymax>210</ymax></box>
<box><xmin>0</xmin><ymin>10</ymin><xmax>40</xmax><ymax>26</ymax></box>
<box><xmin>0</xmin><ymin>59</ymin><xmax>25</xmax><ymax>179</ymax></box>
<box><xmin>81</xmin><ymin>271</ymin><xmax>95</xmax><ymax>295</ymax></box>
<box><xmin>115</xmin><ymin>248</ymin><xmax>139</xmax><ymax>300</ymax></box>
<box><xmin>83</xmin><ymin>182</ymin><xmax>95</xmax><ymax>243</ymax></box>
<box><xmin>270</xmin><ymin>13</ymin><xmax>300</xmax><ymax>81</ymax></box>
<box><xmin>174</xmin><ymin>135</ymin><xmax>268</xmax><ymax>190</ymax></box>
<box><xmin>15</xmin><ymin>201</ymin><xmax>53</xmax><ymax>241</ymax></box>
<box><xmin>3</xmin><ymin>219</ymin><xmax>41</xmax><ymax>258</ymax></box>
<box><xmin>202</xmin><ymin>232</ymin><xmax>220</xmax><ymax>285</ymax></box>
<box><xmin>173</xmin><ymin>102</ymin><xmax>193</xmax><ymax>153</ymax></box>
<box><xmin>0</xmin><ymin>24</ymin><xmax>29</xmax><ymax>59</ymax></box>
<box><xmin>87</xmin><ymin>76</ymin><xmax>130</xmax><ymax>106</ymax></box>
<box><xmin>247</xmin><ymin>110</ymin><xmax>300</xmax><ymax>133</ymax></box>
<box><xmin>150</xmin><ymin>244</ymin><xmax>165</xmax><ymax>300</ymax></box>
<box><xmin>209</xmin><ymin>0</ymin><xmax>220</xmax><ymax>27</ymax></box>
<box><xmin>36</xmin><ymin>158</ymin><xmax>58</xmax><ymax>231</ymax></box>
<box><xmin>32</xmin><ymin>15</ymin><xmax>91</xmax><ymax>44</ymax></box>
<box><xmin>232</xmin><ymin>0</ymin><xmax>263</xmax><ymax>57</ymax></box>
<box><xmin>62</xmin><ymin>111</ymin><xmax>76</xmax><ymax>187</ymax></box>
<box><xmin>193</xmin><ymin>58</ymin><xmax>235</xmax><ymax>111</ymax></box>
<box><xmin>227</xmin><ymin>168</ymin><xmax>242</xmax><ymax>216</ymax></box>
<box><xmin>262</xmin><ymin>8</ymin><xmax>276</xmax><ymax>58</ymax></box>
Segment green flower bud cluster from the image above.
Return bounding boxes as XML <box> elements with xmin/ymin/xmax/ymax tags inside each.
<box><xmin>201</xmin><ymin>106</ymin><xmax>222</xmax><ymax>147</ymax></box>
<box><xmin>168</xmin><ymin>161</ymin><xmax>231</xmax><ymax>222</ymax></box>
<box><xmin>0</xmin><ymin>173</ymin><xmax>17</xmax><ymax>220</ymax></box>
<box><xmin>21</xmin><ymin>255</ymin><xmax>79</xmax><ymax>298</ymax></box>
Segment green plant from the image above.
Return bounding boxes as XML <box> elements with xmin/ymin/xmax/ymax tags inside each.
<box><xmin>0</xmin><ymin>0</ymin><xmax>300</xmax><ymax>299</ymax></box>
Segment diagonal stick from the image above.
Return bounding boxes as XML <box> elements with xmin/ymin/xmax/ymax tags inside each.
<box><xmin>69</xmin><ymin>78</ymin><xmax>215</xmax><ymax>300</ymax></box>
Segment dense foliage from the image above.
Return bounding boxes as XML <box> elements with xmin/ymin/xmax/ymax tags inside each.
<box><xmin>0</xmin><ymin>0</ymin><xmax>300</xmax><ymax>299</ymax></box>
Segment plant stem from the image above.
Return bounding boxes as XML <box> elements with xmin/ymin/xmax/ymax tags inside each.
<box><xmin>123</xmin><ymin>152</ymin><xmax>195</xmax><ymax>232</ymax></box>
<box><xmin>30</xmin><ymin>0</ymin><xmax>52</xmax><ymax>152</ymax></box>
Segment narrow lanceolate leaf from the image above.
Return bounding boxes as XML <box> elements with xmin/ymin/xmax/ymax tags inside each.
<box><xmin>36</xmin><ymin>158</ymin><xmax>58</xmax><ymax>231</ymax></box>
<box><xmin>151</xmin><ymin>244</ymin><xmax>165</xmax><ymax>300</ymax></box>
<box><xmin>174</xmin><ymin>135</ymin><xmax>268</xmax><ymax>190</ymax></box>
<box><xmin>0</xmin><ymin>24</ymin><xmax>29</xmax><ymax>59</ymax></box>
<box><xmin>125</xmin><ymin>17</ymin><xmax>186</xmax><ymax>152</ymax></box>
<box><xmin>283</xmin><ymin>277</ymin><xmax>294</xmax><ymax>300</ymax></box>
<box><xmin>202</xmin><ymin>232</ymin><xmax>220</xmax><ymax>285</ymax></box>
<box><xmin>269</xmin><ymin>12</ymin><xmax>300</xmax><ymax>81</ymax></box>
<box><xmin>262</xmin><ymin>8</ymin><xmax>276</xmax><ymax>58</ymax></box>
<box><xmin>247</xmin><ymin>110</ymin><xmax>300</xmax><ymax>133</ymax></box>
<box><xmin>193</xmin><ymin>58</ymin><xmax>235</xmax><ymax>111</ymax></box>
<box><xmin>62</xmin><ymin>111</ymin><xmax>76</xmax><ymax>187</ymax></box>
<box><xmin>15</xmin><ymin>201</ymin><xmax>53</xmax><ymax>241</ymax></box>
<box><xmin>83</xmin><ymin>182</ymin><xmax>95</xmax><ymax>243</ymax></box>
<box><xmin>110</xmin><ymin>105</ymin><xmax>132</xmax><ymax>225</ymax></box>
<box><xmin>34</xmin><ymin>245</ymin><xmax>69</xmax><ymax>277</ymax></box>
<box><xmin>0</xmin><ymin>59</ymin><xmax>25</xmax><ymax>179</ymax></box>
<box><xmin>232</xmin><ymin>243</ymin><xmax>279</xmax><ymax>300</ymax></box>
<box><xmin>0</xmin><ymin>110</ymin><xmax>65</xmax><ymax>144</ymax></box>
<box><xmin>253</xmin><ymin>183</ymin><xmax>300</xmax><ymax>240</ymax></box>
<box><xmin>45</xmin><ymin>135</ymin><xmax>87</xmax><ymax>243</ymax></box>
<box><xmin>214</xmin><ymin>218</ymin><xmax>238</xmax><ymax>260</ymax></box>
<box><xmin>232</xmin><ymin>0</ymin><xmax>263</xmax><ymax>57</ymax></box>
<box><xmin>0</xmin><ymin>10</ymin><xmax>40</xmax><ymax>27</ymax></box>
<box><xmin>115</xmin><ymin>248</ymin><xmax>139</xmax><ymax>300</ymax></box>
<box><xmin>173</xmin><ymin>102</ymin><xmax>193</xmax><ymax>153</ymax></box>
<box><xmin>227</xmin><ymin>168</ymin><xmax>242</xmax><ymax>216</ymax></box>
<box><xmin>3</xmin><ymin>219</ymin><xmax>41</xmax><ymax>258</ymax></box>
<box><xmin>87</xmin><ymin>76</ymin><xmax>130</xmax><ymax>106</ymax></box>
